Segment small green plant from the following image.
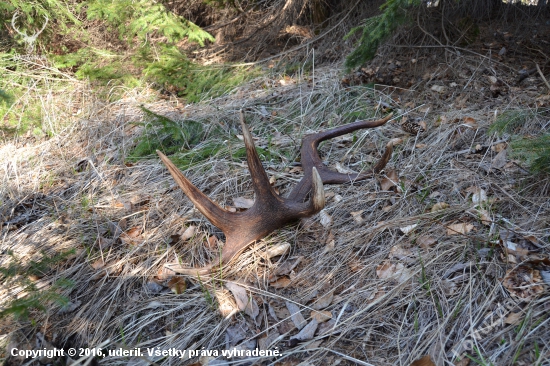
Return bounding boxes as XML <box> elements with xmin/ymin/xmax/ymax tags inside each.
<box><xmin>128</xmin><ymin>106</ymin><xmax>207</xmax><ymax>160</ymax></box>
<box><xmin>490</xmin><ymin>109</ymin><xmax>550</xmax><ymax>174</ymax></box>
<box><xmin>345</xmin><ymin>0</ymin><xmax>420</xmax><ymax>70</ymax></box>
<box><xmin>0</xmin><ymin>249</ymin><xmax>76</xmax><ymax>320</ymax></box>
<box><xmin>196</xmin><ymin>274</ymin><xmax>217</xmax><ymax>310</ymax></box>
<box><xmin>142</xmin><ymin>46</ymin><xmax>261</xmax><ymax>102</ymax></box>
<box><xmin>466</xmin><ymin>346</ymin><xmax>495</xmax><ymax>366</ymax></box>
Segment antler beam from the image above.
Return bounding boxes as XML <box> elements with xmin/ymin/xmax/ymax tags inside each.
<box><xmin>158</xmin><ymin>111</ymin><xmax>393</xmax><ymax>275</ymax></box>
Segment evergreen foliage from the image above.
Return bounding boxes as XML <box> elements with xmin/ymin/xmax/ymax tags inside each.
<box><xmin>142</xmin><ymin>45</ymin><xmax>260</xmax><ymax>102</ymax></box>
<box><xmin>87</xmin><ymin>0</ymin><xmax>214</xmax><ymax>46</ymax></box>
<box><xmin>0</xmin><ymin>0</ymin><xmax>79</xmax><ymax>47</ymax></box>
<box><xmin>490</xmin><ymin>109</ymin><xmax>550</xmax><ymax>174</ymax></box>
<box><xmin>345</xmin><ymin>0</ymin><xmax>420</xmax><ymax>70</ymax></box>
<box><xmin>129</xmin><ymin>106</ymin><xmax>207</xmax><ymax>159</ymax></box>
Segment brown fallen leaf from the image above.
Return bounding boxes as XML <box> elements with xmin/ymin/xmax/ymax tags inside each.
<box><xmin>500</xmin><ymin>240</ymin><xmax>529</xmax><ymax>257</ymax></box>
<box><xmin>233</xmin><ymin>196</ymin><xmax>255</xmax><ymax>209</ymax></box>
<box><xmin>179</xmin><ymin>225</ymin><xmax>197</xmax><ymax>241</ymax></box>
<box><xmin>492</xmin><ymin>142</ymin><xmax>507</xmax><ymax>152</ymax></box>
<box><xmin>367</xmin><ymin>286</ymin><xmax>386</xmax><ymax>302</ymax></box>
<box><xmin>410</xmin><ymin>355</ymin><xmax>436</xmax><ymax>366</ymax></box>
<box><xmin>389</xmin><ymin>244</ymin><xmax>415</xmax><ymax>263</ymax></box>
<box><xmin>348</xmin><ymin>259</ymin><xmax>364</xmax><ymax>272</ymax></box>
<box><xmin>258</xmin><ymin>331</ymin><xmax>281</xmax><ymax>351</ymax></box>
<box><xmin>95</xmin><ymin>236</ymin><xmax>115</xmax><ymax>250</ymax></box>
<box><xmin>502</xmin><ymin>265</ymin><xmax>545</xmax><ymax>301</ymax></box>
<box><xmin>206</xmin><ymin>235</ymin><xmax>219</xmax><ymax>250</ymax></box>
<box><xmin>453</xmin><ymin>355</ymin><xmax>470</xmax><ymax>366</ymax></box>
<box><xmin>446</xmin><ymin>223</ymin><xmax>474</xmax><ymax>235</ymax></box>
<box><xmin>290</xmin><ymin>319</ymin><xmax>318</xmax><ymax>342</ymax></box>
<box><xmin>225</xmin><ymin>282</ymin><xmax>259</xmax><ymax>319</ymax></box>
<box><xmin>416</xmin><ymin>236</ymin><xmax>437</xmax><ymax>249</ymax></box>
<box><xmin>310</xmin><ymin>310</ymin><xmax>332</xmax><ymax>323</ymax></box>
<box><xmin>350</xmin><ymin>210</ymin><xmax>364</xmax><ymax>223</ymax></box>
<box><xmin>311</xmin><ymin>290</ymin><xmax>334</xmax><ymax>310</ymax></box>
<box><xmin>285</xmin><ymin>301</ymin><xmax>307</xmax><ymax>330</ymax></box>
<box><xmin>441</xmin><ymin>279</ymin><xmax>458</xmax><ymax>296</ymax></box>
<box><xmin>120</xmin><ymin>226</ymin><xmax>143</xmax><ymax>245</ymax></box>
<box><xmin>463</xmin><ymin>117</ymin><xmax>477</xmax><ymax>128</ymax></box>
<box><xmin>169</xmin><ymin>234</ymin><xmax>180</xmax><ymax>245</ymax></box>
<box><xmin>431</xmin><ymin>202</ymin><xmax>449</xmax><ymax>212</ymax></box>
<box><xmin>524</xmin><ymin>235</ymin><xmax>539</xmax><ymax>245</ymax></box>
<box><xmin>272</xmin><ymin>256</ymin><xmax>303</xmax><ymax>277</ymax></box>
<box><xmin>504</xmin><ymin>312</ymin><xmax>523</xmax><ymax>325</ymax></box>
<box><xmin>269</xmin><ymin>276</ymin><xmax>292</xmax><ymax>288</ymax></box>
<box><xmin>323</xmin><ymin>239</ymin><xmax>335</xmax><ymax>253</ymax></box>
<box><xmin>491</xmin><ymin>149</ymin><xmax>507</xmax><ymax>170</ymax></box>
<box><xmin>478</xmin><ymin>209</ymin><xmax>492</xmax><ymax>226</ymax></box>
<box><xmin>167</xmin><ymin>277</ymin><xmax>187</xmax><ymax>294</ymax></box>
<box><xmin>126</xmin><ymin>226</ymin><xmax>141</xmax><ymax>238</ymax></box>
<box><xmin>380</xmin><ymin>169</ymin><xmax>399</xmax><ymax>191</ymax></box>
<box><xmin>157</xmin><ymin>266</ymin><xmax>176</xmax><ymax>281</ymax></box>
<box><xmin>214</xmin><ymin>289</ymin><xmax>236</xmax><ymax>317</ymax></box>
<box><xmin>288</xmin><ymin>166</ymin><xmax>303</xmax><ymax>174</ymax></box>
<box><xmin>376</xmin><ymin>261</ymin><xmax>411</xmax><ymax>283</ymax></box>
<box><xmin>265</xmin><ymin>242</ymin><xmax>291</xmax><ymax>258</ymax></box>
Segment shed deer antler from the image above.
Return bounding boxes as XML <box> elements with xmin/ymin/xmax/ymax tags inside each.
<box><xmin>158</xmin><ymin>111</ymin><xmax>393</xmax><ymax>275</ymax></box>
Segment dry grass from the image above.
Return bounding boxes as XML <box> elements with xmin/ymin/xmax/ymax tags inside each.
<box><xmin>1</xmin><ymin>54</ymin><xmax>549</xmax><ymax>366</ymax></box>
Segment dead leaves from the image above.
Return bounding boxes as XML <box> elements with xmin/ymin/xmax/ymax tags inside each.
<box><xmin>310</xmin><ymin>310</ymin><xmax>332</xmax><ymax>323</ymax></box>
<box><xmin>225</xmin><ymin>282</ymin><xmax>259</xmax><ymax>319</ymax></box>
<box><xmin>431</xmin><ymin>202</ymin><xmax>449</xmax><ymax>212</ymax></box>
<box><xmin>285</xmin><ymin>301</ymin><xmax>307</xmax><ymax>330</ymax></box>
<box><xmin>446</xmin><ymin>223</ymin><xmax>474</xmax><ymax>236</ymax></box>
<box><xmin>502</xmin><ymin>264</ymin><xmax>546</xmax><ymax>301</ymax></box>
<box><xmin>417</xmin><ymin>236</ymin><xmax>437</xmax><ymax>249</ymax></box>
<box><xmin>265</xmin><ymin>242</ymin><xmax>291</xmax><ymax>259</ymax></box>
<box><xmin>180</xmin><ymin>225</ymin><xmax>197</xmax><ymax>241</ymax></box>
<box><xmin>319</xmin><ymin>210</ymin><xmax>333</xmax><ymax>228</ymax></box>
<box><xmin>310</xmin><ymin>290</ymin><xmax>334</xmax><ymax>310</ymax></box>
<box><xmin>379</xmin><ymin>169</ymin><xmax>400</xmax><ymax>192</ymax></box>
<box><xmin>120</xmin><ymin>226</ymin><xmax>143</xmax><ymax>245</ymax></box>
<box><xmin>410</xmin><ymin>355</ymin><xmax>436</xmax><ymax>366</ymax></box>
<box><xmin>269</xmin><ymin>277</ymin><xmax>292</xmax><ymax>289</ymax></box>
<box><xmin>376</xmin><ymin>261</ymin><xmax>411</xmax><ymax>283</ymax></box>
<box><xmin>167</xmin><ymin>277</ymin><xmax>187</xmax><ymax>294</ymax></box>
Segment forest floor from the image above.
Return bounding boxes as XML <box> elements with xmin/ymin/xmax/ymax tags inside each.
<box><xmin>1</xmin><ymin>20</ymin><xmax>550</xmax><ymax>366</ymax></box>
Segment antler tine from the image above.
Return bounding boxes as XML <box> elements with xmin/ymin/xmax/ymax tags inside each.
<box><xmin>156</xmin><ymin>150</ymin><xmax>232</xmax><ymax>229</ymax></box>
<box><xmin>239</xmin><ymin>111</ymin><xmax>279</xmax><ymax>204</ymax></box>
<box><xmin>288</xmin><ymin>114</ymin><xmax>393</xmax><ymax>201</ymax></box>
<box><xmin>11</xmin><ymin>13</ymin><xmax>27</xmax><ymax>38</ymax></box>
<box><xmin>308</xmin><ymin>166</ymin><xmax>325</xmax><ymax>213</ymax></box>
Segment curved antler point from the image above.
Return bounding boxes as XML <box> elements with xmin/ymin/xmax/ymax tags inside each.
<box><xmin>311</xmin><ymin>167</ymin><xmax>325</xmax><ymax>212</ymax></box>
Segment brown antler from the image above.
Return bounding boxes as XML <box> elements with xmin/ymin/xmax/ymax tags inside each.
<box><xmin>158</xmin><ymin>111</ymin><xmax>393</xmax><ymax>275</ymax></box>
